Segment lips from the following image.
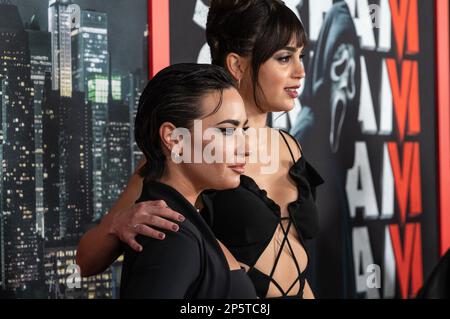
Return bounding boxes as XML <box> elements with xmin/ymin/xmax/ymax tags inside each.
<box><xmin>285</xmin><ymin>86</ymin><xmax>300</xmax><ymax>99</ymax></box>
<box><xmin>228</xmin><ymin>164</ymin><xmax>245</xmax><ymax>174</ymax></box>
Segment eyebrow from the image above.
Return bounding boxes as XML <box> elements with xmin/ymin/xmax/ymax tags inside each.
<box><xmin>282</xmin><ymin>46</ymin><xmax>303</xmax><ymax>53</ymax></box>
<box><xmin>216</xmin><ymin>118</ymin><xmax>249</xmax><ymax>126</ymax></box>
<box><xmin>284</xmin><ymin>47</ymin><xmax>297</xmax><ymax>52</ymax></box>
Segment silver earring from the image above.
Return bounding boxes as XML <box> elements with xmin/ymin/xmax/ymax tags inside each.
<box><xmin>170</xmin><ymin>147</ymin><xmax>179</xmax><ymax>159</ymax></box>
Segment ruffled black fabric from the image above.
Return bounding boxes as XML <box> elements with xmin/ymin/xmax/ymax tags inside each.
<box><xmin>238</xmin><ymin>156</ymin><xmax>324</xmax><ymax>239</ymax></box>
<box><xmin>200</xmin><ymin>146</ymin><xmax>324</xmax><ymax>299</ymax></box>
<box><xmin>201</xmin><ymin>156</ymin><xmax>324</xmax><ymax>260</ymax></box>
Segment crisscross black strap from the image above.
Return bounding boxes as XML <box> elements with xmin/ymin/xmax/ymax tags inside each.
<box><xmin>246</xmin><ymin>130</ymin><xmax>308</xmax><ymax>298</ymax></box>
<box><xmin>248</xmin><ymin>217</ymin><xmax>306</xmax><ymax>297</ymax></box>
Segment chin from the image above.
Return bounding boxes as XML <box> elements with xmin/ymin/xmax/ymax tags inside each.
<box><xmin>286</xmin><ymin>98</ymin><xmax>296</xmax><ymax>109</ymax></box>
<box><xmin>272</xmin><ymin>102</ymin><xmax>294</xmax><ymax>113</ymax></box>
<box><xmin>226</xmin><ymin>177</ymin><xmax>241</xmax><ymax>189</ymax></box>
<box><xmin>285</xmin><ymin>103</ymin><xmax>295</xmax><ymax>111</ymax></box>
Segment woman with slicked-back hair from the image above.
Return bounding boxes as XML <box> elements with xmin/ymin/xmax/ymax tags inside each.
<box><xmin>121</xmin><ymin>63</ymin><xmax>256</xmax><ymax>298</ymax></box>
<box><xmin>77</xmin><ymin>0</ymin><xmax>323</xmax><ymax>299</ymax></box>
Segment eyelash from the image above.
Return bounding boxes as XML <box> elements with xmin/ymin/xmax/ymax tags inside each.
<box><xmin>277</xmin><ymin>54</ymin><xmax>305</xmax><ymax>63</ymax></box>
<box><xmin>217</xmin><ymin>127</ymin><xmax>250</xmax><ymax>135</ymax></box>
<box><xmin>217</xmin><ymin>128</ymin><xmax>235</xmax><ymax>136</ymax></box>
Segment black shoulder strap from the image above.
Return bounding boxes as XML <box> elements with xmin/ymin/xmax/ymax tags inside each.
<box><xmin>278</xmin><ymin>129</ymin><xmax>302</xmax><ymax>162</ymax></box>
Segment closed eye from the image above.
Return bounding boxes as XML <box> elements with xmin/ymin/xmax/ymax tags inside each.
<box><xmin>217</xmin><ymin>127</ymin><xmax>236</xmax><ymax>136</ymax></box>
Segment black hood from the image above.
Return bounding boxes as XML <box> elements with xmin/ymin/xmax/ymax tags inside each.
<box><xmin>301</xmin><ymin>1</ymin><xmax>361</xmax><ymax>108</ymax></box>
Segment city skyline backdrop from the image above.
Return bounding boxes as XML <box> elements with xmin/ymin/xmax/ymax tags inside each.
<box><xmin>11</xmin><ymin>0</ymin><xmax>147</xmax><ymax>76</ymax></box>
<box><xmin>0</xmin><ymin>0</ymin><xmax>148</xmax><ymax>298</ymax></box>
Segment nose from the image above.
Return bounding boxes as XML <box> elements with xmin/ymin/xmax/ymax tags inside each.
<box><xmin>235</xmin><ymin>128</ymin><xmax>251</xmax><ymax>159</ymax></box>
<box><xmin>293</xmin><ymin>56</ymin><xmax>306</xmax><ymax>80</ymax></box>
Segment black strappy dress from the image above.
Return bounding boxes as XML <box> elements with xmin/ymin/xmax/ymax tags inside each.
<box><xmin>202</xmin><ymin>130</ymin><xmax>324</xmax><ymax>299</ymax></box>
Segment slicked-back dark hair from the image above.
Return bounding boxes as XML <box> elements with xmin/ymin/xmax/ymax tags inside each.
<box><xmin>135</xmin><ymin>63</ymin><xmax>237</xmax><ymax>181</ymax></box>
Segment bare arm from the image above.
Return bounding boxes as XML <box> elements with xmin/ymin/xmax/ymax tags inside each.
<box><xmin>303</xmin><ymin>280</ymin><xmax>315</xmax><ymax>299</ymax></box>
<box><xmin>76</xmin><ymin>160</ymin><xmax>185</xmax><ymax>277</ymax></box>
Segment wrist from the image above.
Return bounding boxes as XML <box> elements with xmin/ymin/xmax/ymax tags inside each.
<box><xmin>101</xmin><ymin>211</ymin><xmax>119</xmax><ymax>238</ymax></box>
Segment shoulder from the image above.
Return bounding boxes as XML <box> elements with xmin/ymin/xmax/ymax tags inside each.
<box><xmin>277</xmin><ymin>128</ymin><xmax>302</xmax><ymax>161</ymax></box>
<box><xmin>132</xmin><ymin>221</ymin><xmax>203</xmax><ymax>259</ymax></box>
<box><xmin>121</xmin><ymin>223</ymin><xmax>203</xmax><ymax>281</ymax></box>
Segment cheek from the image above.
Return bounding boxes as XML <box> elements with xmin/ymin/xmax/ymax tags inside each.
<box><xmin>259</xmin><ymin>69</ymin><xmax>287</xmax><ymax>99</ymax></box>
<box><xmin>222</xmin><ymin>140</ymin><xmax>237</xmax><ymax>162</ymax></box>
<box><xmin>206</xmin><ymin>136</ymin><xmax>236</xmax><ymax>164</ymax></box>
<box><xmin>261</xmin><ymin>63</ymin><xmax>287</xmax><ymax>84</ymax></box>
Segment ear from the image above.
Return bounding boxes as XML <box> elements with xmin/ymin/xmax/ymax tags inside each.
<box><xmin>225</xmin><ymin>53</ymin><xmax>249</xmax><ymax>82</ymax></box>
<box><xmin>159</xmin><ymin>122</ymin><xmax>179</xmax><ymax>154</ymax></box>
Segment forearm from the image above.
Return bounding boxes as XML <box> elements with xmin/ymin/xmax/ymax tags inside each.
<box><xmin>76</xmin><ymin>158</ymin><xmax>184</xmax><ymax>277</ymax></box>
<box><xmin>77</xmin><ymin>162</ymin><xmax>145</xmax><ymax>276</ymax></box>
<box><xmin>76</xmin><ymin>211</ymin><xmax>122</xmax><ymax>277</ymax></box>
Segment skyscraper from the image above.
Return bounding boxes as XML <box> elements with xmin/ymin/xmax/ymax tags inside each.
<box><xmin>0</xmin><ymin>0</ymin><xmax>148</xmax><ymax>299</ymax></box>
<box><xmin>0</xmin><ymin>76</ymin><xmax>5</xmax><ymax>291</ymax></box>
<box><xmin>42</xmin><ymin>72</ymin><xmax>60</xmax><ymax>244</ymax></box>
<box><xmin>72</xmin><ymin>9</ymin><xmax>108</xmax><ymax>94</ymax></box>
<box><xmin>0</xmin><ymin>2</ymin><xmax>40</xmax><ymax>295</ymax></box>
<box><xmin>26</xmin><ymin>15</ymin><xmax>52</xmax><ymax>240</ymax></box>
<box><xmin>142</xmin><ymin>24</ymin><xmax>148</xmax><ymax>78</ymax></box>
<box><xmin>87</xmin><ymin>76</ymin><xmax>107</xmax><ymax>221</ymax></box>
<box><xmin>124</xmin><ymin>70</ymin><xmax>145</xmax><ymax>174</ymax></box>
<box><xmin>48</xmin><ymin>0</ymin><xmax>78</xmax><ymax>97</ymax></box>
<box><xmin>71</xmin><ymin>8</ymin><xmax>109</xmax><ymax>221</ymax></box>
<box><xmin>44</xmin><ymin>0</ymin><xmax>93</xmax><ymax>243</ymax></box>
<box><xmin>103</xmin><ymin>97</ymin><xmax>131</xmax><ymax>213</ymax></box>
<box><xmin>42</xmin><ymin>89</ymin><xmax>92</xmax><ymax>241</ymax></box>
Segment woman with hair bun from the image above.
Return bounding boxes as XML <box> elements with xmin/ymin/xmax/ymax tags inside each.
<box><xmin>77</xmin><ymin>0</ymin><xmax>323</xmax><ymax>299</ymax></box>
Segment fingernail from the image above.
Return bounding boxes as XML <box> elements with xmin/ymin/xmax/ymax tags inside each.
<box><xmin>172</xmin><ymin>225</ymin><xmax>179</xmax><ymax>231</ymax></box>
<box><xmin>178</xmin><ymin>216</ymin><xmax>185</xmax><ymax>222</ymax></box>
<box><xmin>159</xmin><ymin>233</ymin><xmax>165</xmax><ymax>239</ymax></box>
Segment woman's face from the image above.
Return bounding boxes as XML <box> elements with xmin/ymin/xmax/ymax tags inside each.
<box><xmin>180</xmin><ymin>87</ymin><xmax>249</xmax><ymax>191</ymax></box>
<box><xmin>243</xmin><ymin>41</ymin><xmax>305</xmax><ymax>113</ymax></box>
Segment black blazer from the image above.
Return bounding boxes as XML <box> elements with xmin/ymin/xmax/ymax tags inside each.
<box><xmin>120</xmin><ymin>180</ymin><xmax>231</xmax><ymax>299</ymax></box>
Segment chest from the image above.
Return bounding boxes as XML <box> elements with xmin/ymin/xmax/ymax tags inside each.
<box><xmin>244</xmin><ymin>158</ymin><xmax>299</xmax><ymax>217</ymax></box>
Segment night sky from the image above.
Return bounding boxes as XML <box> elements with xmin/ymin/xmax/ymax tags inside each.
<box><xmin>11</xmin><ymin>0</ymin><xmax>148</xmax><ymax>76</ymax></box>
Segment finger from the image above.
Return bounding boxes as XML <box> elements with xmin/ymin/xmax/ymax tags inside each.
<box><xmin>143</xmin><ymin>215</ymin><xmax>180</xmax><ymax>232</ymax></box>
<box><xmin>149</xmin><ymin>206</ymin><xmax>185</xmax><ymax>222</ymax></box>
<box><xmin>126</xmin><ymin>237</ymin><xmax>143</xmax><ymax>252</ymax></box>
<box><xmin>136</xmin><ymin>224</ymin><xmax>166</xmax><ymax>240</ymax></box>
<box><xmin>147</xmin><ymin>199</ymin><xmax>168</xmax><ymax>208</ymax></box>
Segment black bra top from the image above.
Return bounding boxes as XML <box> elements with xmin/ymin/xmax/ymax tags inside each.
<box><xmin>201</xmin><ymin>130</ymin><xmax>324</xmax><ymax>298</ymax></box>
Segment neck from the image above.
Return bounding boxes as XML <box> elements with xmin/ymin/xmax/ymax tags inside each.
<box><xmin>159</xmin><ymin>169</ymin><xmax>201</xmax><ymax>208</ymax></box>
<box><xmin>241</xmin><ymin>93</ymin><xmax>269</xmax><ymax>128</ymax></box>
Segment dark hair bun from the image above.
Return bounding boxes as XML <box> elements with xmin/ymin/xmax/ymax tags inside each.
<box><xmin>206</xmin><ymin>0</ymin><xmax>279</xmax><ymax>64</ymax></box>
<box><xmin>206</xmin><ymin>0</ymin><xmax>307</xmax><ymax>108</ymax></box>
